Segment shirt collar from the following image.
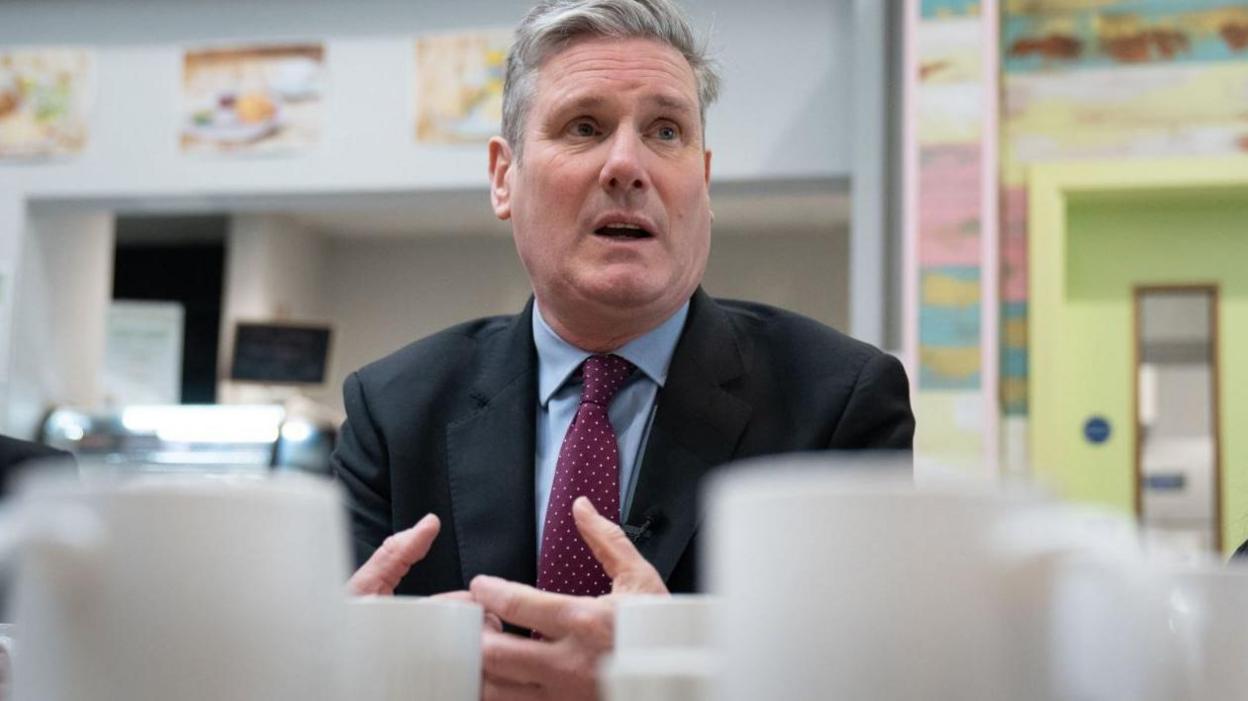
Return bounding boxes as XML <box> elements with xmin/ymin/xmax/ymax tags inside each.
<box><xmin>532</xmin><ymin>300</ymin><xmax>690</xmax><ymax>408</ymax></box>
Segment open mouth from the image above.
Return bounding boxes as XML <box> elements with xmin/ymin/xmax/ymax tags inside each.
<box><xmin>593</xmin><ymin>223</ymin><xmax>653</xmax><ymax>240</ymax></box>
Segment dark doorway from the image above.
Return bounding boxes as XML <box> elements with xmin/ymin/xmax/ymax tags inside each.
<box><xmin>112</xmin><ymin>215</ymin><xmax>227</xmax><ymax>404</ymax></box>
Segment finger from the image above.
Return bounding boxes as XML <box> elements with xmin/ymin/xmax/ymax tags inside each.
<box><xmin>572</xmin><ymin>497</ymin><xmax>666</xmax><ymax>594</ymax></box>
<box><xmin>470</xmin><ymin>575</ymin><xmax>581</xmax><ymax>639</ymax></box>
<box><xmin>480</xmin><ymin>628</ymin><xmax>549</xmax><ymax>687</ymax></box>
<box><xmin>482</xmin><ymin>676</ymin><xmax>543</xmax><ymax>701</ymax></box>
<box><xmin>432</xmin><ymin>589</ymin><xmax>500</xmax><ymax>631</ymax></box>
<box><xmin>347</xmin><ymin>513</ymin><xmax>440</xmax><ymax>596</ymax></box>
<box><xmin>486</xmin><ymin>612</ymin><xmax>504</xmax><ymax>632</ymax></box>
<box><xmin>431</xmin><ymin>590</ymin><xmax>473</xmax><ymax>603</ymax></box>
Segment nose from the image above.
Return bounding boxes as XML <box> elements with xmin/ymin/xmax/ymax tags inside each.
<box><xmin>598</xmin><ymin>128</ymin><xmax>650</xmax><ymax>195</ymax></box>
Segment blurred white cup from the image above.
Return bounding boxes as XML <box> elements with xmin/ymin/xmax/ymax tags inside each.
<box><xmin>615</xmin><ymin>594</ymin><xmax>717</xmax><ymax>651</ymax></box>
<box><xmin>605</xmin><ymin>595</ymin><xmax>718</xmax><ymax>701</ymax></box>
<box><xmin>4</xmin><ymin>472</ymin><xmax>350</xmax><ymax>701</ymax></box>
<box><xmin>0</xmin><ymin>624</ymin><xmax>13</xmax><ymax>701</ymax></box>
<box><xmin>342</xmin><ymin>596</ymin><xmax>482</xmax><ymax>701</ymax></box>
<box><xmin>1165</xmin><ymin>562</ymin><xmax>1248</xmax><ymax>700</ymax></box>
<box><xmin>706</xmin><ymin>455</ymin><xmax>1179</xmax><ymax>701</ymax></box>
<box><xmin>602</xmin><ymin>649</ymin><xmax>714</xmax><ymax>701</ymax></box>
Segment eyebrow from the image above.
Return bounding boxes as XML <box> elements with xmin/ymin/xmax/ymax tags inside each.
<box><xmin>651</xmin><ymin>94</ymin><xmax>697</xmax><ymax>117</ymax></box>
<box><xmin>557</xmin><ymin>93</ymin><xmax>697</xmax><ymax>117</ymax></box>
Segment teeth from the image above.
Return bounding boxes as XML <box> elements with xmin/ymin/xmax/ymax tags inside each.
<box><xmin>604</xmin><ymin>222</ymin><xmax>642</xmax><ymax>229</ymax></box>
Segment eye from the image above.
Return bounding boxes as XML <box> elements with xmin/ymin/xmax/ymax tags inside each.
<box><xmin>567</xmin><ymin>119</ymin><xmax>599</xmax><ymax>138</ymax></box>
<box><xmin>652</xmin><ymin>122</ymin><xmax>680</xmax><ymax>141</ymax></box>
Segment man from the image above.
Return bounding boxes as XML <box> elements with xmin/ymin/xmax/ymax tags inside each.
<box><xmin>334</xmin><ymin>0</ymin><xmax>914</xmax><ymax>698</ymax></box>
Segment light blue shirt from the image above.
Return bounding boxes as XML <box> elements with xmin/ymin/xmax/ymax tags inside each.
<box><xmin>532</xmin><ymin>301</ymin><xmax>689</xmax><ymax>546</ymax></box>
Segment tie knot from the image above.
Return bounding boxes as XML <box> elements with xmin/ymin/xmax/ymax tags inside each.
<box><xmin>579</xmin><ymin>354</ymin><xmax>634</xmax><ymax>407</ymax></box>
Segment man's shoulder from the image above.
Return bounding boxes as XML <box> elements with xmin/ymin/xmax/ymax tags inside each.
<box><xmin>353</xmin><ymin>312</ymin><xmax>522</xmax><ymax>387</ymax></box>
<box><xmin>710</xmin><ymin>297</ymin><xmax>887</xmax><ymax>370</ymax></box>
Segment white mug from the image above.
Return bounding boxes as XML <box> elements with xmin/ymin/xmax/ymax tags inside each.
<box><xmin>606</xmin><ymin>595</ymin><xmax>718</xmax><ymax>701</ymax></box>
<box><xmin>5</xmin><ymin>471</ymin><xmax>351</xmax><ymax>701</ymax></box>
<box><xmin>342</xmin><ymin>596</ymin><xmax>483</xmax><ymax>701</ymax></box>
<box><xmin>602</xmin><ymin>649</ymin><xmax>714</xmax><ymax>701</ymax></box>
<box><xmin>1164</xmin><ymin>561</ymin><xmax>1248</xmax><ymax>700</ymax></box>
<box><xmin>614</xmin><ymin>594</ymin><xmax>716</xmax><ymax>651</ymax></box>
<box><xmin>705</xmin><ymin>455</ymin><xmax>1179</xmax><ymax>701</ymax></box>
<box><xmin>0</xmin><ymin>624</ymin><xmax>14</xmax><ymax>701</ymax></box>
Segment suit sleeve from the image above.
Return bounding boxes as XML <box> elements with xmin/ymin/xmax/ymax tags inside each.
<box><xmin>330</xmin><ymin>371</ymin><xmax>394</xmax><ymax>569</ymax></box>
<box><xmin>827</xmin><ymin>352</ymin><xmax>915</xmax><ymax>450</ymax></box>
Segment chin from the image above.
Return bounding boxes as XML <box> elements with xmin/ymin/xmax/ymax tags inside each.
<box><xmin>578</xmin><ymin>276</ymin><xmax>668</xmax><ymax>312</ymax></box>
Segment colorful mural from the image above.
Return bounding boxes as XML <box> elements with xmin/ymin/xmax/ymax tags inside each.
<box><xmin>1004</xmin><ymin>1</ymin><xmax>1248</xmax><ymax>73</ymax></box>
<box><xmin>1000</xmin><ymin>0</ymin><xmax>1248</xmax><ymax>417</ymax></box>
<box><xmin>911</xmin><ymin>0</ymin><xmax>991</xmax><ymax>466</ymax></box>
<box><xmin>917</xmin><ymin>4</ymin><xmax>984</xmax><ymax>393</ymax></box>
<box><xmin>924</xmin><ymin>0</ymin><xmax>982</xmax><ymax>19</ymax></box>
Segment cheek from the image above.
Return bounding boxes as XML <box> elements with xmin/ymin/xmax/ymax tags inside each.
<box><xmin>673</xmin><ymin>189</ymin><xmax>712</xmax><ymax>257</ymax></box>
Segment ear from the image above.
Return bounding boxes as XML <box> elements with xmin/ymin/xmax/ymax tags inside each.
<box><xmin>489</xmin><ymin>136</ymin><xmax>514</xmax><ymax>221</ymax></box>
<box><xmin>703</xmin><ymin>148</ymin><xmax>713</xmax><ymax>185</ymax></box>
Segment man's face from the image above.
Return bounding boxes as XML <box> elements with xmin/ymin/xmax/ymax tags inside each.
<box><xmin>490</xmin><ymin>36</ymin><xmax>712</xmax><ymax>334</ymax></box>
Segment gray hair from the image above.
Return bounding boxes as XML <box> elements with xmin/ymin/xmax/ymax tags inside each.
<box><xmin>502</xmin><ymin>0</ymin><xmax>720</xmax><ymax>160</ymax></box>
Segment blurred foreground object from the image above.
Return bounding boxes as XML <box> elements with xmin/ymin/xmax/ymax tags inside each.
<box><xmin>40</xmin><ymin>403</ymin><xmax>335</xmax><ymax>475</ymax></box>
<box><xmin>603</xmin><ymin>594</ymin><xmax>717</xmax><ymax>701</ymax></box>
<box><xmin>3</xmin><ymin>472</ymin><xmax>349</xmax><ymax>701</ymax></box>
<box><xmin>707</xmin><ymin>453</ymin><xmax>1185</xmax><ymax>701</ymax></box>
<box><xmin>0</xmin><ymin>436</ymin><xmax>70</xmax><ymax>497</ymax></box>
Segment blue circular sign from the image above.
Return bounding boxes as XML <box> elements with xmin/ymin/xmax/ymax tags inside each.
<box><xmin>1083</xmin><ymin>417</ymin><xmax>1111</xmax><ymax>444</ymax></box>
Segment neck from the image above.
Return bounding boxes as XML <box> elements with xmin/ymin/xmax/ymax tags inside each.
<box><xmin>536</xmin><ymin>296</ymin><xmax>682</xmax><ymax>353</ymax></box>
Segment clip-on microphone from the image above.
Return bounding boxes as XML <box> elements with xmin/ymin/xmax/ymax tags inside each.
<box><xmin>621</xmin><ymin>505</ymin><xmax>663</xmax><ymax>544</ymax></box>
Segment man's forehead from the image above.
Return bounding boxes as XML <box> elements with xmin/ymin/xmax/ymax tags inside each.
<box><xmin>537</xmin><ymin>36</ymin><xmax>697</xmax><ymax>92</ymax></box>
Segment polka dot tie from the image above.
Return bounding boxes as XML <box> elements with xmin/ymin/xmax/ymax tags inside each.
<box><xmin>536</xmin><ymin>354</ymin><xmax>635</xmax><ymax>597</ymax></box>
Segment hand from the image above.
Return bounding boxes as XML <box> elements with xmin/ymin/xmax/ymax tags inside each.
<box><xmin>346</xmin><ymin>513</ymin><xmax>440</xmax><ymax>596</ymax></box>
<box><xmin>470</xmin><ymin>497</ymin><xmax>667</xmax><ymax>701</ymax></box>
<box><xmin>433</xmin><ymin>590</ymin><xmax>504</xmax><ymax>633</ymax></box>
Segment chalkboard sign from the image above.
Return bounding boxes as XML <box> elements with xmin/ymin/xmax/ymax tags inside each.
<box><xmin>230</xmin><ymin>323</ymin><xmax>331</xmax><ymax>384</ymax></box>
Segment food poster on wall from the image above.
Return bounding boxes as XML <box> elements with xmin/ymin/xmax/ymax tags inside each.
<box><xmin>181</xmin><ymin>43</ymin><xmax>325</xmax><ymax>156</ymax></box>
<box><xmin>1001</xmin><ymin>0</ymin><xmax>1248</xmax><ymax>416</ymax></box>
<box><xmin>0</xmin><ymin>48</ymin><xmax>93</xmax><ymax>159</ymax></box>
<box><xmin>413</xmin><ymin>29</ymin><xmax>511</xmax><ymax>144</ymax></box>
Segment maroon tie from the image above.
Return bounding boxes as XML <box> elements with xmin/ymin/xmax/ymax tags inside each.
<box><xmin>536</xmin><ymin>354</ymin><xmax>635</xmax><ymax>597</ymax></box>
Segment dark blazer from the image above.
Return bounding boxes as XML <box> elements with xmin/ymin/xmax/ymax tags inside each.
<box><xmin>1233</xmin><ymin>539</ymin><xmax>1248</xmax><ymax>561</ymax></box>
<box><xmin>332</xmin><ymin>290</ymin><xmax>914</xmax><ymax>594</ymax></box>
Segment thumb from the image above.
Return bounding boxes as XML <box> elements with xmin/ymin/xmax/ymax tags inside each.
<box><xmin>347</xmin><ymin>513</ymin><xmax>440</xmax><ymax>596</ymax></box>
<box><xmin>573</xmin><ymin>497</ymin><xmax>667</xmax><ymax>595</ymax></box>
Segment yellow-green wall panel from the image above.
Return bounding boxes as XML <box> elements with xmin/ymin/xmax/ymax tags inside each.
<box><xmin>1032</xmin><ymin>174</ymin><xmax>1248</xmax><ymax>554</ymax></box>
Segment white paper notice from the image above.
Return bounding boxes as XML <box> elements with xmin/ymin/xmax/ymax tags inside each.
<box><xmin>103</xmin><ymin>301</ymin><xmax>184</xmax><ymax>405</ymax></box>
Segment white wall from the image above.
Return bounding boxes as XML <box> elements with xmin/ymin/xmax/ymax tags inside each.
<box><xmin>0</xmin><ymin>0</ymin><xmax>850</xmax><ymax>201</ymax></box>
<box><xmin>702</xmin><ymin>230</ymin><xmax>849</xmax><ymax>331</ymax></box>
<box><xmin>319</xmin><ymin>235</ymin><xmax>532</xmax><ymax>410</ymax></box>
<box><xmin>7</xmin><ymin>212</ymin><xmax>114</xmax><ymax>439</ymax></box>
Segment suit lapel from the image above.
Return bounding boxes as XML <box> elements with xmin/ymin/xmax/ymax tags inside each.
<box><xmin>628</xmin><ymin>290</ymin><xmax>752</xmax><ymax>581</ymax></box>
<box><xmin>445</xmin><ymin>302</ymin><xmax>538</xmax><ymax>589</ymax></box>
